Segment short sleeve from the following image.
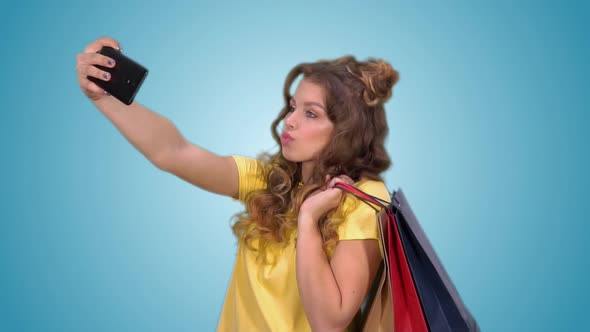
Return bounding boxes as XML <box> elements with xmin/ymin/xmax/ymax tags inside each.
<box><xmin>336</xmin><ymin>180</ymin><xmax>391</xmax><ymax>241</ymax></box>
<box><xmin>231</xmin><ymin>155</ymin><xmax>268</xmax><ymax>203</ymax></box>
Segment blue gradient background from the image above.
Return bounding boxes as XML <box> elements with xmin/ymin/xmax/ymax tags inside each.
<box><xmin>1</xmin><ymin>1</ymin><xmax>588</xmax><ymax>331</ymax></box>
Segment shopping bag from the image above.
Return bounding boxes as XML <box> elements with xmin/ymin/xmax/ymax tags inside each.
<box><xmin>337</xmin><ymin>183</ymin><xmax>480</xmax><ymax>332</ymax></box>
<box><xmin>340</xmin><ymin>183</ymin><xmax>427</xmax><ymax>332</ymax></box>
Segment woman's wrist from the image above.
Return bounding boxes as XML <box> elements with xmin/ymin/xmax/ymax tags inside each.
<box><xmin>297</xmin><ymin>211</ymin><xmax>320</xmax><ymax>234</ymax></box>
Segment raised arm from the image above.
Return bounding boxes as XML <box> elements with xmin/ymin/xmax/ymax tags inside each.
<box><xmin>76</xmin><ymin>37</ymin><xmax>238</xmax><ymax>199</ymax></box>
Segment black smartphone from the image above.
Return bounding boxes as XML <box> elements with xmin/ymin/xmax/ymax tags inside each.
<box><xmin>87</xmin><ymin>46</ymin><xmax>148</xmax><ymax>105</ymax></box>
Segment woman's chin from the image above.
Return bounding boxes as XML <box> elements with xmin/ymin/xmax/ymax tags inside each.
<box><xmin>281</xmin><ymin>151</ymin><xmax>293</xmax><ymax>161</ymax></box>
<box><xmin>281</xmin><ymin>150</ymin><xmax>299</xmax><ymax>163</ymax></box>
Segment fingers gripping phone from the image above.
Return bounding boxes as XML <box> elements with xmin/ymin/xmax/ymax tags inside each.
<box><xmin>87</xmin><ymin>46</ymin><xmax>148</xmax><ymax>105</ymax></box>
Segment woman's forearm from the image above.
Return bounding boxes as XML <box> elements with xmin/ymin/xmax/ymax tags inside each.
<box><xmin>92</xmin><ymin>98</ymin><xmax>185</xmax><ymax>166</ymax></box>
<box><xmin>296</xmin><ymin>214</ymin><xmax>347</xmax><ymax>331</ymax></box>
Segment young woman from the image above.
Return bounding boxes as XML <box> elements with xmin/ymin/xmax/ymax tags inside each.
<box><xmin>75</xmin><ymin>37</ymin><xmax>400</xmax><ymax>331</ymax></box>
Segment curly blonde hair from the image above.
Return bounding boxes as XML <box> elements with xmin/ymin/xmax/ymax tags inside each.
<box><xmin>231</xmin><ymin>55</ymin><xmax>400</xmax><ymax>263</ymax></box>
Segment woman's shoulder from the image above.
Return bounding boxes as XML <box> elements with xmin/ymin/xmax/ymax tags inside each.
<box><xmin>232</xmin><ymin>155</ymin><xmax>273</xmax><ymax>172</ymax></box>
<box><xmin>335</xmin><ymin>177</ymin><xmax>391</xmax><ymax>241</ymax></box>
<box><xmin>231</xmin><ymin>155</ymin><xmax>271</xmax><ymax>202</ymax></box>
<box><xmin>231</xmin><ymin>155</ymin><xmax>272</xmax><ymax>176</ymax></box>
<box><xmin>354</xmin><ymin>177</ymin><xmax>391</xmax><ymax>204</ymax></box>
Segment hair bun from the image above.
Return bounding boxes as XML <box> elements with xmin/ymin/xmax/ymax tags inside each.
<box><xmin>358</xmin><ymin>58</ymin><xmax>400</xmax><ymax>106</ymax></box>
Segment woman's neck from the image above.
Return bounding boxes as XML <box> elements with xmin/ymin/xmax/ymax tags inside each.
<box><xmin>301</xmin><ymin>161</ymin><xmax>314</xmax><ymax>185</ymax></box>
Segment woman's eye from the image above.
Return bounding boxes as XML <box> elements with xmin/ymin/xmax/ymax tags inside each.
<box><xmin>306</xmin><ymin>110</ymin><xmax>317</xmax><ymax>118</ymax></box>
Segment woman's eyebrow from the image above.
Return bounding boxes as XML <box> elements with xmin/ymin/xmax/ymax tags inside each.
<box><xmin>290</xmin><ymin>98</ymin><xmax>326</xmax><ymax>110</ymax></box>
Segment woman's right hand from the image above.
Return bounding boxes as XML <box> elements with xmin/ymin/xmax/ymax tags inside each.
<box><xmin>75</xmin><ymin>36</ymin><xmax>122</xmax><ymax>101</ymax></box>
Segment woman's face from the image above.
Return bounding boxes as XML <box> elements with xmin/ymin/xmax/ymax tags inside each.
<box><xmin>281</xmin><ymin>79</ymin><xmax>334</xmax><ymax>165</ymax></box>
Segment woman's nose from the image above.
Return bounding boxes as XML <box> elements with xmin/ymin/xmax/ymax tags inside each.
<box><xmin>285</xmin><ymin>110</ymin><xmax>297</xmax><ymax>129</ymax></box>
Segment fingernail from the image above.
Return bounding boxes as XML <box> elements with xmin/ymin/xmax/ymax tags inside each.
<box><xmin>103</xmin><ymin>73</ymin><xmax>111</xmax><ymax>80</ymax></box>
<box><xmin>115</xmin><ymin>46</ymin><xmax>122</xmax><ymax>52</ymax></box>
<box><xmin>107</xmin><ymin>59</ymin><xmax>115</xmax><ymax>66</ymax></box>
<box><xmin>104</xmin><ymin>90</ymin><xmax>111</xmax><ymax>96</ymax></box>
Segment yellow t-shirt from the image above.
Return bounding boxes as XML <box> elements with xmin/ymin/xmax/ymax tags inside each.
<box><xmin>217</xmin><ymin>156</ymin><xmax>391</xmax><ymax>332</ymax></box>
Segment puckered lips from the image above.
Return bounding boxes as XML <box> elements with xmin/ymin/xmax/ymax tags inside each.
<box><xmin>280</xmin><ymin>132</ymin><xmax>294</xmax><ymax>145</ymax></box>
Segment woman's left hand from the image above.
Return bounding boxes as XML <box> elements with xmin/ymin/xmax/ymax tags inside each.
<box><xmin>299</xmin><ymin>174</ymin><xmax>354</xmax><ymax>223</ymax></box>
